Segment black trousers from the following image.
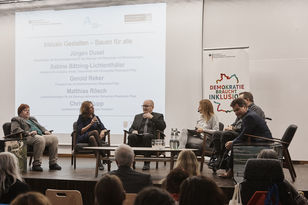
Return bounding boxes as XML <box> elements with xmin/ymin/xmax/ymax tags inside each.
<box><xmin>128</xmin><ymin>133</ymin><xmax>156</xmax><ymax>157</ymax></box>
<box><xmin>212</xmin><ymin>130</ymin><xmax>239</xmax><ymax>158</ymax></box>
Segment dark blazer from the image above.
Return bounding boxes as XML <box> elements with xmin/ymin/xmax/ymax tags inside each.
<box><xmin>109</xmin><ymin>166</ymin><xmax>152</xmax><ymax>193</ymax></box>
<box><xmin>76</xmin><ymin>114</ymin><xmax>106</xmax><ymax>143</ymax></box>
<box><xmin>0</xmin><ymin>179</ymin><xmax>30</xmax><ymax>204</ymax></box>
<box><xmin>11</xmin><ymin>116</ymin><xmax>47</xmax><ymax>136</ymax></box>
<box><xmin>233</xmin><ymin>110</ymin><xmax>272</xmax><ymax>143</ymax></box>
<box><xmin>129</xmin><ymin>112</ymin><xmax>166</xmax><ymax>135</ymax></box>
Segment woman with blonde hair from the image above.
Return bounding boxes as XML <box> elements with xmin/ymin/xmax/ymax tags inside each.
<box><xmin>77</xmin><ymin>101</ymin><xmax>108</xmax><ymax>170</ymax></box>
<box><xmin>0</xmin><ymin>152</ymin><xmax>29</xmax><ymax>204</ymax></box>
<box><xmin>179</xmin><ymin>99</ymin><xmax>219</xmax><ymax>148</ymax></box>
<box><xmin>175</xmin><ymin>150</ymin><xmax>200</xmax><ymax>176</ymax></box>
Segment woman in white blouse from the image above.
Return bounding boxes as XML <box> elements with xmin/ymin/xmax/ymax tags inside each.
<box><xmin>179</xmin><ymin>99</ymin><xmax>219</xmax><ymax>148</ymax></box>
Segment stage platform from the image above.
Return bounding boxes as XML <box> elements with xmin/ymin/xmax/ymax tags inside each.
<box><xmin>22</xmin><ymin>156</ymin><xmax>308</xmax><ymax>205</ymax></box>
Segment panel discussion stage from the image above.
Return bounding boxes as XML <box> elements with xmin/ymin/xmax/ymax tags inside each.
<box><xmin>22</xmin><ymin>156</ymin><xmax>308</xmax><ymax>205</ymax></box>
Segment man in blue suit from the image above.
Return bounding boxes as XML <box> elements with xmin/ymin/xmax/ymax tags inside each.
<box><xmin>225</xmin><ymin>98</ymin><xmax>272</xmax><ymax>149</ymax></box>
<box><xmin>221</xmin><ymin>98</ymin><xmax>272</xmax><ymax>178</ymax></box>
<box><xmin>211</xmin><ymin>92</ymin><xmax>266</xmax><ymax>166</ymax></box>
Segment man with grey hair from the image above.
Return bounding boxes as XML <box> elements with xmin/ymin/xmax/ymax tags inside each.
<box><xmin>109</xmin><ymin>144</ymin><xmax>152</xmax><ymax>193</ymax></box>
<box><xmin>128</xmin><ymin>99</ymin><xmax>166</xmax><ymax>170</ymax></box>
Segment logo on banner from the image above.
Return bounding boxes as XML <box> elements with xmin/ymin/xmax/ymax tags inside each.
<box><xmin>208</xmin><ymin>73</ymin><xmax>245</xmax><ymax>113</ymax></box>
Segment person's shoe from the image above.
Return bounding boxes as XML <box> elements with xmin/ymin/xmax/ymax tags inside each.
<box><xmin>208</xmin><ymin>156</ymin><xmax>217</xmax><ymax>168</ymax></box>
<box><xmin>142</xmin><ymin>162</ymin><xmax>150</xmax><ymax>171</ymax></box>
<box><xmin>99</xmin><ymin>161</ymin><xmax>105</xmax><ymax>171</ymax></box>
<box><xmin>49</xmin><ymin>163</ymin><xmax>62</xmax><ymax>170</ymax></box>
<box><xmin>32</xmin><ymin>165</ymin><xmax>43</xmax><ymax>172</ymax></box>
<box><xmin>218</xmin><ymin>169</ymin><xmax>233</xmax><ymax>178</ymax></box>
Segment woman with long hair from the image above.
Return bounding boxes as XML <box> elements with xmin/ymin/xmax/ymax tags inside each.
<box><xmin>0</xmin><ymin>152</ymin><xmax>29</xmax><ymax>204</ymax></box>
<box><xmin>175</xmin><ymin>150</ymin><xmax>200</xmax><ymax>176</ymax></box>
<box><xmin>179</xmin><ymin>99</ymin><xmax>219</xmax><ymax>148</ymax></box>
<box><xmin>196</xmin><ymin>99</ymin><xmax>219</xmax><ymax>133</ymax></box>
<box><xmin>77</xmin><ymin>101</ymin><xmax>108</xmax><ymax>170</ymax></box>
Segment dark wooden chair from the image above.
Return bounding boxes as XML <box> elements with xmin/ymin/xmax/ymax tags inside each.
<box><xmin>2</xmin><ymin>122</ymin><xmax>49</xmax><ymax>167</ymax></box>
<box><xmin>240</xmin><ymin>159</ymin><xmax>293</xmax><ymax>205</ymax></box>
<box><xmin>245</xmin><ymin>124</ymin><xmax>298</xmax><ymax>181</ymax></box>
<box><xmin>123</xmin><ymin>129</ymin><xmax>166</xmax><ymax>169</ymax></box>
<box><xmin>280</xmin><ymin>124</ymin><xmax>297</xmax><ymax>181</ymax></box>
<box><xmin>71</xmin><ymin>122</ymin><xmax>111</xmax><ymax>170</ymax></box>
<box><xmin>186</xmin><ymin>122</ymin><xmax>224</xmax><ymax>171</ymax></box>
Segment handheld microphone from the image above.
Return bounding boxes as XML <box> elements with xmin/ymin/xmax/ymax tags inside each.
<box><xmin>93</xmin><ymin>115</ymin><xmax>100</xmax><ymax>125</ymax></box>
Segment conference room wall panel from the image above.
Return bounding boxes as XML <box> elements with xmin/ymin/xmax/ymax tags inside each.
<box><xmin>1</xmin><ymin>0</ymin><xmax>307</xmax><ymax>160</ymax></box>
<box><xmin>0</xmin><ymin>0</ymin><xmax>203</xmax><ymax>147</ymax></box>
<box><xmin>203</xmin><ymin>0</ymin><xmax>308</xmax><ymax>161</ymax></box>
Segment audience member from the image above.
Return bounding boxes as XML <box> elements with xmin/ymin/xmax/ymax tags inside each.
<box><xmin>257</xmin><ymin>148</ymin><xmax>279</xmax><ymax>159</ymax></box>
<box><xmin>256</xmin><ymin>149</ymin><xmax>308</xmax><ymax>205</ymax></box>
<box><xmin>179</xmin><ymin>99</ymin><xmax>219</xmax><ymax>148</ymax></box>
<box><xmin>134</xmin><ymin>186</ymin><xmax>175</xmax><ymax>205</ymax></box>
<box><xmin>128</xmin><ymin>99</ymin><xmax>166</xmax><ymax>170</ymax></box>
<box><xmin>0</xmin><ymin>152</ymin><xmax>30</xmax><ymax>204</ymax></box>
<box><xmin>165</xmin><ymin>168</ymin><xmax>189</xmax><ymax>202</ymax></box>
<box><xmin>179</xmin><ymin>176</ymin><xmax>225</xmax><ymax>205</ymax></box>
<box><xmin>110</xmin><ymin>144</ymin><xmax>152</xmax><ymax>193</ymax></box>
<box><xmin>221</xmin><ymin>98</ymin><xmax>272</xmax><ymax>177</ymax></box>
<box><xmin>11</xmin><ymin>104</ymin><xmax>61</xmax><ymax>171</ymax></box>
<box><xmin>175</xmin><ymin>150</ymin><xmax>200</xmax><ymax>176</ymax></box>
<box><xmin>77</xmin><ymin>101</ymin><xmax>108</xmax><ymax>170</ymax></box>
<box><xmin>95</xmin><ymin>174</ymin><xmax>125</xmax><ymax>205</ymax></box>
<box><xmin>10</xmin><ymin>192</ymin><xmax>51</xmax><ymax>205</ymax></box>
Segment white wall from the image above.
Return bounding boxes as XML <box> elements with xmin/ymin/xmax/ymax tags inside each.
<box><xmin>1</xmin><ymin>0</ymin><xmax>307</xmax><ymax>161</ymax></box>
<box><xmin>0</xmin><ymin>0</ymin><xmax>203</xmax><ymax>146</ymax></box>
<box><xmin>0</xmin><ymin>13</ymin><xmax>15</xmax><ymax>128</ymax></box>
<box><xmin>203</xmin><ymin>0</ymin><xmax>308</xmax><ymax>161</ymax></box>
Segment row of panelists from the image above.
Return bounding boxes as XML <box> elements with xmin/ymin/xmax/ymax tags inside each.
<box><xmin>9</xmin><ymin>91</ymin><xmax>272</xmax><ymax>173</ymax></box>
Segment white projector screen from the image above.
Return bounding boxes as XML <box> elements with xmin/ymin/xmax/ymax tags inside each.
<box><xmin>15</xmin><ymin>3</ymin><xmax>166</xmax><ymax>134</ymax></box>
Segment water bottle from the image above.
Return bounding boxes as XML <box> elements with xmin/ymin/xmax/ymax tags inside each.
<box><xmin>170</xmin><ymin>128</ymin><xmax>175</xmax><ymax>149</ymax></box>
<box><xmin>174</xmin><ymin>129</ymin><xmax>180</xmax><ymax>149</ymax></box>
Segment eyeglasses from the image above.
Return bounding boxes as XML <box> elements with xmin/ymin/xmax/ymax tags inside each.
<box><xmin>142</xmin><ymin>105</ymin><xmax>151</xmax><ymax>108</ymax></box>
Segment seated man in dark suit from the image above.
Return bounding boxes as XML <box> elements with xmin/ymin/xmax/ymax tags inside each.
<box><xmin>239</xmin><ymin>91</ymin><xmax>265</xmax><ymax>119</ymax></box>
<box><xmin>128</xmin><ymin>99</ymin><xmax>166</xmax><ymax>170</ymax></box>
<box><xmin>210</xmin><ymin>92</ymin><xmax>266</xmax><ymax>167</ymax></box>
<box><xmin>221</xmin><ymin>98</ymin><xmax>272</xmax><ymax>177</ymax></box>
<box><xmin>109</xmin><ymin>144</ymin><xmax>152</xmax><ymax>193</ymax></box>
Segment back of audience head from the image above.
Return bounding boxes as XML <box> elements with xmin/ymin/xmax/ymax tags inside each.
<box><xmin>134</xmin><ymin>186</ymin><xmax>175</xmax><ymax>205</ymax></box>
<box><xmin>0</xmin><ymin>152</ymin><xmax>22</xmax><ymax>196</ymax></box>
<box><xmin>179</xmin><ymin>175</ymin><xmax>225</xmax><ymax>205</ymax></box>
<box><xmin>114</xmin><ymin>144</ymin><xmax>134</xmax><ymax>167</ymax></box>
<box><xmin>175</xmin><ymin>150</ymin><xmax>199</xmax><ymax>176</ymax></box>
<box><xmin>95</xmin><ymin>174</ymin><xmax>125</xmax><ymax>205</ymax></box>
<box><xmin>165</xmin><ymin>168</ymin><xmax>189</xmax><ymax>201</ymax></box>
<box><xmin>10</xmin><ymin>192</ymin><xmax>51</xmax><ymax>205</ymax></box>
<box><xmin>257</xmin><ymin>149</ymin><xmax>279</xmax><ymax>159</ymax></box>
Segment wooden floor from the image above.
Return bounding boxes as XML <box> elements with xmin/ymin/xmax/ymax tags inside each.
<box><xmin>22</xmin><ymin>157</ymin><xmax>308</xmax><ymax>205</ymax></box>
